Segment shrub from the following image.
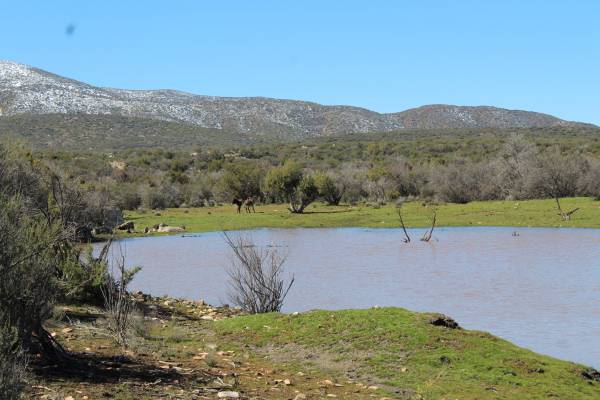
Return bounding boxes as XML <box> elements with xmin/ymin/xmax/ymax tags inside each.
<box><xmin>579</xmin><ymin>159</ymin><xmax>600</xmax><ymax>200</ymax></box>
<box><xmin>264</xmin><ymin>162</ymin><xmax>318</xmax><ymax>213</ymax></box>
<box><xmin>218</xmin><ymin>160</ymin><xmax>265</xmax><ymax>200</ymax></box>
<box><xmin>144</xmin><ymin>190</ymin><xmax>166</xmax><ymax>209</ymax></box>
<box><xmin>224</xmin><ymin>233</ymin><xmax>294</xmax><ymax>313</ymax></box>
<box><xmin>524</xmin><ymin>149</ymin><xmax>585</xmax><ymax>199</ymax></box>
<box><xmin>0</xmin><ymin>321</ymin><xmax>27</xmax><ymax>400</ymax></box>
<box><xmin>0</xmin><ymin>195</ymin><xmax>61</xmax><ymax>352</ymax></box>
<box><xmin>101</xmin><ymin>246</ymin><xmax>137</xmax><ymax>348</ymax></box>
<box><xmin>114</xmin><ymin>186</ymin><xmax>142</xmax><ymax>210</ymax></box>
<box><xmin>314</xmin><ymin>171</ymin><xmax>344</xmax><ymax>205</ymax></box>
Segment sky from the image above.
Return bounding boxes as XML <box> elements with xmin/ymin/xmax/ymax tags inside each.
<box><xmin>1</xmin><ymin>0</ymin><xmax>599</xmax><ymax>124</ymax></box>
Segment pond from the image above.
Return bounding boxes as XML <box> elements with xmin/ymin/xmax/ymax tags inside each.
<box><xmin>99</xmin><ymin>227</ymin><xmax>600</xmax><ymax>368</ymax></box>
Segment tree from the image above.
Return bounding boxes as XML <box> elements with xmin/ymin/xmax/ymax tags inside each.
<box><xmin>219</xmin><ymin>161</ymin><xmax>264</xmax><ymax>201</ymax></box>
<box><xmin>527</xmin><ymin>149</ymin><xmax>585</xmax><ymax>220</ymax></box>
<box><xmin>314</xmin><ymin>171</ymin><xmax>344</xmax><ymax>206</ymax></box>
<box><xmin>264</xmin><ymin>162</ymin><xmax>318</xmax><ymax>213</ymax></box>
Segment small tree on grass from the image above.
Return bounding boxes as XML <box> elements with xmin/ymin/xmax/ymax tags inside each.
<box><xmin>264</xmin><ymin>162</ymin><xmax>318</xmax><ymax>213</ymax></box>
<box><xmin>224</xmin><ymin>233</ymin><xmax>294</xmax><ymax>313</ymax></box>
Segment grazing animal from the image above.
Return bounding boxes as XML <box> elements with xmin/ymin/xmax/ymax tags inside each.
<box><xmin>117</xmin><ymin>221</ymin><xmax>135</xmax><ymax>231</ymax></box>
<box><xmin>232</xmin><ymin>198</ymin><xmax>244</xmax><ymax>213</ymax></box>
<box><xmin>244</xmin><ymin>197</ymin><xmax>256</xmax><ymax>213</ymax></box>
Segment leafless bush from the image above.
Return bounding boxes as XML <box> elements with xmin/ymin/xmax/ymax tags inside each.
<box><xmin>224</xmin><ymin>233</ymin><xmax>294</xmax><ymax>313</ymax></box>
<box><xmin>388</xmin><ymin>159</ymin><xmax>428</xmax><ymax>198</ymax></box>
<box><xmin>579</xmin><ymin>158</ymin><xmax>600</xmax><ymax>200</ymax></box>
<box><xmin>495</xmin><ymin>134</ymin><xmax>538</xmax><ymax>199</ymax></box>
<box><xmin>525</xmin><ymin>148</ymin><xmax>584</xmax><ymax>199</ymax></box>
<box><xmin>338</xmin><ymin>163</ymin><xmax>368</xmax><ymax>204</ymax></box>
<box><xmin>101</xmin><ymin>246</ymin><xmax>137</xmax><ymax>347</ymax></box>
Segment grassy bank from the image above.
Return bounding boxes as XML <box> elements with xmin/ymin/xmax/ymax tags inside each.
<box><xmin>31</xmin><ymin>297</ymin><xmax>600</xmax><ymax>399</ymax></box>
<box><xmin>123</xmin><ymin>197</ymin><xmax>600</xmax><ymax>235</ymax></box>
<box><xmin>217</xmin><ymin>308</ymin><xmax>600</xmax><ymax>399</ymax></box>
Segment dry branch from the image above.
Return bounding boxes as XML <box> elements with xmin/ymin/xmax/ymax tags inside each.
<box><xmin>396</xmin><ymin>207</ymin><xmax>411</xmax><ymax>243</ymax></box>
<box><xmin>223</xmin><ymin>232</ymin><xmax>294</xmax><ymax>313</ymax></box>
<box><xmin>421</xmin><ymin>210</ymin><xmax>437</xmax><ymax>242</ymax></box>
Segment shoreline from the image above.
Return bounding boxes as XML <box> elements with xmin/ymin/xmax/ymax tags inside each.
<box><xmin>33</xmin><ymin>292</ymin><xmax>600</xmax><ymax>399</ymax></box>
<box><xmin>116</xmin><ymin>197</ymin><xmax>600</xmax><ymax>238</ymax></box>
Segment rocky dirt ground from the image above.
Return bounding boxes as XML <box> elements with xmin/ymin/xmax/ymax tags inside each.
<box><xmin>26</xmin><ymin>294</ymin><xmax>393</xmax><ymax>400</ymax></box>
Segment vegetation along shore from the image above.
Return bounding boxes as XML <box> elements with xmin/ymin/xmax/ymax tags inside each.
<box><xmin>120</xmin><ymin>197</ymin><xmax>600</xmax><ymax>237</ymax></box>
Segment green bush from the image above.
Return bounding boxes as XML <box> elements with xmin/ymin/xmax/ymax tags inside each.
<box><xmin>0</xmin><ymin>321</ymin><xmax>27</xmax><ymax>400</ymax></box>
<box><xmin>0</xmin><ymin>195</ymin><xmax>61</xmax><ymax>351</ymax></box>
<box><xmin>314</xmin><ymin>171</ymin><xmax>343</xmax><ymax>205</ymax></box>
<box><xmin>219</xmin><ymin>160</ymin><xmax>265</xmax><ymax>200</ymax></box>
<box><xmin>264</xmin><ymin>162</ymin><xmax>318</xmax><ymax>213</ymax></box>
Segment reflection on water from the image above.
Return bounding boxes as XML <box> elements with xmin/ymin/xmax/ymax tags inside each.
<box><xmin>98</xmin><ymin>227</ymin><xmax>600</xmax><ymax>367</ymax></box>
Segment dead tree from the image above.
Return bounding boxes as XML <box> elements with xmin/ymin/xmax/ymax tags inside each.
<box><xmin>421</xmin><ymin>210</ymin><xmax>437</xmax><ymax>242</ymax></box>
<box><xmin>555</xmin><ymin>196</ymin><xmax>579</xmax><ymax>221</ymax></box>
<box><xmin>396</xmin><ymin>207</ymin><xmax>411</xmax><ymax>243</ymax></box>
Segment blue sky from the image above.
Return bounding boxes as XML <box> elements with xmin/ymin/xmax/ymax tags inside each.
<box><xmin>1</xmin><ymin>1</ymin><xmax>599</xmax><ymax>123</ymax></box>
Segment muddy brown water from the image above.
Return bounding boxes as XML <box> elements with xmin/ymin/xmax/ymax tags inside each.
<box><xmin>98</xmin><ymin>227</ymin><xmax>600</xmax><ymax>368</ymax></box>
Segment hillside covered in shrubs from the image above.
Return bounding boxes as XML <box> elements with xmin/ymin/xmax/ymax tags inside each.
<box><xmin>37</xmin><ymin>129</ymin><xmax>600</xmax><ymax>216</ymax></box>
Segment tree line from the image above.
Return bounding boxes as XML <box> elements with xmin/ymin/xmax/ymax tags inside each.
<box><xmin>38</xmin><ymin>135</ymin><xmax>600</xmax><ymax>216</ymax></box>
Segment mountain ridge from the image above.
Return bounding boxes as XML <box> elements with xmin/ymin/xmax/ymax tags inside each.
<box><xmin>0</xmin><ymin>60</ymin><xmax>594</xmax><ymax>139</ymax></box>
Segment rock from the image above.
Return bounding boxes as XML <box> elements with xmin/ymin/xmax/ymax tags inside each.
<box><xmin>92</xmin><ymin>226</ymin><xmax>112</xmax><ymax>235</ymax></box>
<box><xmin>117</xmin><ymin>221</ymin><xmax>135</xmax><ymax>231</ymax></box>
<box><xmin>429</xmin><ymin>314</ymin><xmax>460</xmax><ymax>329</ymax></box>
<box><xmin>157</xmin><ymin>225</ymin><xmax>185</xmax><ymax>233</ymax></box>
<box><xmin>293</xmin><ymin>394</ymin><xmax>306</xmax><ymax>400</ymax></box>
<box><xmin>582</xmin><ymin>368</ymin><xmax>600</xmax><ymax>381</ymax></box>
<box><xmin>217</xmin><ymin>391</ymin><xmax>240</xmax><ymax>398</ymax></box>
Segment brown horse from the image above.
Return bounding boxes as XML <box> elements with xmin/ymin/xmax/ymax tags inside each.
<box><xmin>244</xmin><ymin>197</ymin><xmax>256</xmax><ymax>213</ymax></box>
<box><xmin>232</xmin><ymin>197</ymin><xmax>256</xmax><ymax>213</ymax></box>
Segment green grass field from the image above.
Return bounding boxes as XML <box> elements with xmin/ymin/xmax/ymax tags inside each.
<box><xmin>216</xmin><ymin>308</ymin><xmax>600</xmax><ymax>399</ymax></box>
<box><xmin>123</xmin><ymin>197</ymin><xmax>600</xmax><ymax>235</ymax></box>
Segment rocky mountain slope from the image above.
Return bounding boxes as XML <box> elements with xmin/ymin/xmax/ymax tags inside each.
<box><xmin>0</xmin><ymin>60</ymin><xmax>592</xmax><ymax>139</ymax></box>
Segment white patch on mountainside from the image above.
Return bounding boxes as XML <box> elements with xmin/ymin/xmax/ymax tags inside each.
<box><xmin>0</xmin><ymin>61</ymin><xmax>591</xmax><ymax>137</ymax></box>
